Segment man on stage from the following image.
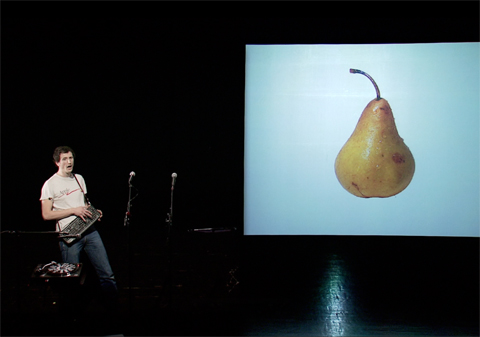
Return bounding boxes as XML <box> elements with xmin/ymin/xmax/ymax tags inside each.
<box><xmin>40</xmin><ymin>146</ymin><xmax>117</xmax><ymax>314</ymax></box>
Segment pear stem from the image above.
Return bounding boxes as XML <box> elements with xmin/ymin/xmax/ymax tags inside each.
<box><xmin>350</xmin><ymin>69</ymin><xmax>381</xmax><ymax>100</ymax></box>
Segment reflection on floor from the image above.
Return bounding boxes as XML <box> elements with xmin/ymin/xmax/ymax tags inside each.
<box><xmin>2</xmin><ymin>229</ymin><xmax>479</xmax><ymax>336</ymax></box>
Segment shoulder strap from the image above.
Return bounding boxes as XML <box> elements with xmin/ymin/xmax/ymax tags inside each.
<box><xmin>73</xmin><ymin>174</ymin><xmax>91</xmax><ymax>206</ymax></box>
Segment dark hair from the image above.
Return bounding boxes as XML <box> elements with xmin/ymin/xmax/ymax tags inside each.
<box><xmin>53</xmin><ymin>146</ymin><xmax>75</xmax><ymax>164</ymax></box>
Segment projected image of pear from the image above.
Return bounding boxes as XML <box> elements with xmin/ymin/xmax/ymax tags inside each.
<box><xmin>334</xmin><ymin>69</ymin><xmax>415</xmax><ymax>198</ymax></box>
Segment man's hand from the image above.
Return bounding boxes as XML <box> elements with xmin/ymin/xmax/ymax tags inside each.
<box><xmin>72</xmin><ymin>206</ymin><xmax>92</xmax><ymax>221</ymax></box>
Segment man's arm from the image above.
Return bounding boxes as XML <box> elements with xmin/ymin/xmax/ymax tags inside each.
<box><xmin>41</xmin><ymin>199</ymin><xmax>92</xmax><ymax>222</ymax></box>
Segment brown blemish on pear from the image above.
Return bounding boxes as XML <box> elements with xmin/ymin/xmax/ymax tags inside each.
<box><xmin>335</xmin><ymin>69</ymin><xmax>415</xmax><ymax>198</ymax></box>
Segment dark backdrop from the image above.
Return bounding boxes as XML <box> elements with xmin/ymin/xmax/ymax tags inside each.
<box><xmin>2</xmin><ymin>17</ymin><xmax>248</xmax><ymax>233</ymax></box>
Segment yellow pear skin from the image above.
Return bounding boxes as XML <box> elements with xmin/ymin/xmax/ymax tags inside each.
<box><xmin>335</xmin><ymin>70</ymin><xmax>415</xmax><ymax>198</ymax></box>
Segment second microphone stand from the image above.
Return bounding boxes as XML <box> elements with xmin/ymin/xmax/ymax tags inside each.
<box><xmin>124</xmin><ymin>173</ymin><xmax>137</xmax><ymax>314</ymax></box>
<box><xmin>164</xmin><ymin>173</ymin><xmax>176</xmax><ymax>309</ymax></box>
<box><xmin>124</xmin><ymin>176</ymin><xmax>133</xmax><ymax>228</ymax></box>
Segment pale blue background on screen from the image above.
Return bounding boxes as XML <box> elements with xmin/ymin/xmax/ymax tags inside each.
<box><xmin>244</xmin><ymin>43</ymin><xmax>479</xmax><ymax>236</ymax></box>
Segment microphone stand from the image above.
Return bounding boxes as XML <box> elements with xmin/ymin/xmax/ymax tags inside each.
<box><xmin>164</xmin><ymin>177</ymin><xmax>175</xmax><ymax>310</ymax></box>
<box><xmin>1</xmin><ymin>230</ymin><xmax>82</xmax><ymax>240</ymax></box>
<box><xmin>124</xmin><ymin>175</ymin><xmax>134</xmax><ymax>315</ymax></box>
<box><xmin>124</xmin><ymin>177</ymin><xmax>133</xmax><ymax>227</ymax></box>
<box><xmin>1</xmin><ymin>230</ymin><xmax>72</xmax><ymax>235</ymax></box>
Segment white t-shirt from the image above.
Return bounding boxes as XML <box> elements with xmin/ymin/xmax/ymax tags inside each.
<box><xmin>40</xmin><ymin>173</ymin><xmax>87</xmax><ymax>231</ymax></box>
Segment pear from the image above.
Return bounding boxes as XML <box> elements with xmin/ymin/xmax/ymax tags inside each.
<box><xmin>334</xmin><ymin>69</ymin><xmax>415</xmax><ymax>198</ymax></box>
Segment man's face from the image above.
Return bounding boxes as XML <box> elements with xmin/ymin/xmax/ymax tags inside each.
<box><xmin>56</xmin><ymin>151</ymin><xmax>74</xmax><ymax>176</ymax></box>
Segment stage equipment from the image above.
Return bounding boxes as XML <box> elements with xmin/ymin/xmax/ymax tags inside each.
<box><xmin>188</xmin><ymin>227</ymin><xmax>240</xmax><ymax>294</ymax></box>
<box><xmin>189</xmin><ymin>227</ymin><xmax>237</xmax><ymax>233</ymax></box>
<box><xmin>33</xmin><ymin>261</ymin><xmax>83</xmax><ymax>278</ymax></box>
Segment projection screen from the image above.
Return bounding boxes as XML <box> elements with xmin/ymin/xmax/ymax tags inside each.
<box><xmin>244</xmin><ymin>43</ymin><xmax>479</xmax><ymax>236</ymax></box>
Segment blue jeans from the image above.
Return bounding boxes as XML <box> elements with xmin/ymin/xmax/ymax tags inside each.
<box><xmin>59</xmin><ymin>228</ymin><xmax>117</xmax><ymax>295</ymax></box>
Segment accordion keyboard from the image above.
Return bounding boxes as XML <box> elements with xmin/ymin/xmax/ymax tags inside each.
<box><xmin>60</xmin><ymin>205</ymin><xmax>101</xmax><ymax>244</ymax></box>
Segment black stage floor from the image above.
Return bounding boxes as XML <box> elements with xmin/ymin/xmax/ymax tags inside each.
<box><xmin>1</xmin><ymin>228</ymin><xmax>479</xmax><ymax>336</ymax></box>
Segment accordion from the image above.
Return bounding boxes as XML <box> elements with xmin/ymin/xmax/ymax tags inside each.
<box><xmin>59</xmin><ymin>205</ymin><xmax>101</xmax><ymax>244</ymax></box>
